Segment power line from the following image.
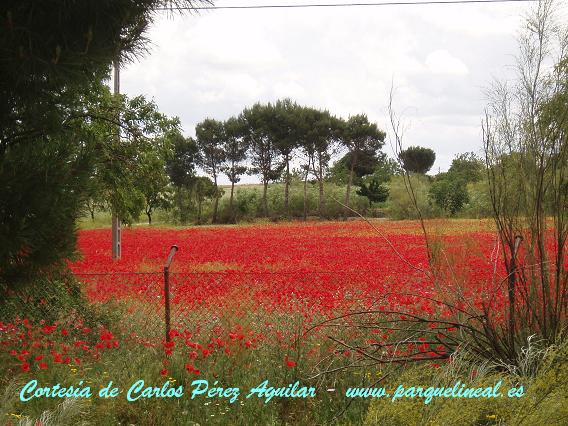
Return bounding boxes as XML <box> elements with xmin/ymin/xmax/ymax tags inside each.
<box><xmin>156</xmin><ymin>0</ymin><xmax>537</xmax><ymax>11</ymax></box>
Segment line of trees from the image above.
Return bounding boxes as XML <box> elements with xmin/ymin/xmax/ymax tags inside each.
<box><xmin>81</xmin><ymin>96</ymin><xmax>492</xmax><ymax>226</ymax></box>
<box><xmin>197</xmin><ymin>100</ymin><xmax>387</xmax><ymax>222</ymax></box>
<box><xmin>91</xmin><ymin>99</ymin><xmax>391</xmax><ymax>225</ymax></box>
<box><xmin>75</xmin><ymin>92</ymin><xmax>493</xmax><ymax>226</ymax></box>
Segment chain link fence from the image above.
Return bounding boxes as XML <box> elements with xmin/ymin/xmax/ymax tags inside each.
<box><xmin>72</xmin><ymin>265</ymin><xmax>390</xmax><ymax>345</ymax></box>
<box><xmin>1</xmin><ymin>244</ymin><xmax>395</xmax><ymax>353</ymax></box>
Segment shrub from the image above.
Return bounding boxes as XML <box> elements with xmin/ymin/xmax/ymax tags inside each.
<box><xmin>0</xmin><ymin>272</ymin><xmax>111</xmax><ymax>329</ymax></box>
<box><xmin>460</xmin><ymin>181</ymin><xmax>493</xmax><ymax>218</ymax></box>
<box><xmin>387</xmin><ymin>175</ymin><xmax>434</xmax><ymax>220</ymax></box>
<box><xmin>234</xmin><ymin>189</ymin><xmax>261</xmax><ymax>221</ymax></box>
<box><xmin>429</xmin><ymin>174</ymin><xmax>469</xmax><ymax>215</ymax></box>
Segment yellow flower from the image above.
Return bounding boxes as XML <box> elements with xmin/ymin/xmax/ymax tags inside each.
<box><xmin>486</xmin><ymin>414</ymin><xmax>497</xmax><ymax>420</ymax></box>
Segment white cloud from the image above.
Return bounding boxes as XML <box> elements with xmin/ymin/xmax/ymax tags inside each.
<box><xmin>425</xmin><ymin>50</ymin><xmax>469</xmax><ymax>75</ymax></box>
<box><xmin>119</xmin><ymin>0</ymin><xmax>536</xmax><ymax>183</ymax></box>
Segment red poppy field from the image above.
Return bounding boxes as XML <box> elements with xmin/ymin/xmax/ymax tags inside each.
<box><xmin>4</xmin><ymin>219</ymin><xmax>508</xmax><ymax>378</ymax></box>
<box><xmin>67</xmin><ymin>219</ymin><xmax>514</xmax><ymax>366</ymax></box>
<box><xmin>4</xmin><ymin>219</ymin><xmax>566</xmax><ymax>424</ymax></box>
<box><xmin>71</xmin><ymin>219</ymin><xmax>502</xmax><ymax>317</ymax></box>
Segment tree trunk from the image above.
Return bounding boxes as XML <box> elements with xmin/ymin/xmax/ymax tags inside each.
<box><xmin>284</xmin><ymin>155</ymin><xmax>290</xmax><ymax>218</ymax></box>
<box><xmin>176</xmin><ymin>187</ymin><xmax>183</xmax><ymax>223</ymax></box>
<box><xmin>147</xmin><ymin>211</ymin><xmax>152</xmax><ymax>225</ymax></box>
<box><xmin>318</xmin><ymin>172</ymin><xmax>325</xmax><ymax>219</ymax></box>
<box><xmin>229</xmin><ymin>181</ymin><xmax>235</xmax><ymax>223</ymax></box>
<box><xmin>212</xmin><ymin>174</ymin><xmax>219</xmax><ymax>224</ymax></box>
<box><xmin>303</xmin><ymin>164</ymin><xmax>309</xmax><ymax>221</ymax></box>
<box><xmin>316</xmin><ymin>153</ymin><xmax>325</xmax><ymax>219</ymax></box>
<box><xmin>344</xmin><ymin>155</ymin><xmax>356</xmax><ymax>219</ymax></box>
<box><xmin>262</xmin><ymin>181</ymin><xmax>269</xmax><ymax>217</ymax></box>
<box><xmin>186</xmin><ymin>187</ymin><xmax>193</xmax><ymax>224</ymax></box>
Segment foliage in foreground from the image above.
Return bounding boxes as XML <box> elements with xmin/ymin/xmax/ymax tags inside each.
<box><xmin>1</xmin><ymin>289</ymin><xmax>373</xmax><ymax>425</ymax></box>
<box><xmin>365</xmin><ymin>339</ymin><xmax>568</xmax><ymax>426</ymax></box>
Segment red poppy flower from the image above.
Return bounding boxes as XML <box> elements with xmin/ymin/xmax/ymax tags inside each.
<box><xmin>185</xmin><ymin>364</ymin><xmax>201</xmax><ymax>375</ymax></box>
<box><xmin>284</xmin><ymin>356</ymin><xmax>296</xmax><ymax>367</ymax></box>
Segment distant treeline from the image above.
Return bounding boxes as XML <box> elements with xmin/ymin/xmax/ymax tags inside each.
<box><xmin>82</xmin><ymin>98</ymin><xmax>492</xmax><ymax>225</ymax></box>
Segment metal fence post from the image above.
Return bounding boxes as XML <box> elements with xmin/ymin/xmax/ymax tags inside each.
<box><xmin>164</xmin><ymin>245</ymin><xmax>178</xmax><ymax>343</ymax></box>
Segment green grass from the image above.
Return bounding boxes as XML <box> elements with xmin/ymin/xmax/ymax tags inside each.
<box><xmin>77</xmin><ymin>181</ymin><xmax>374</xmax><ymax>229</ymax></box>
<box><xmin>364</xmin><ymin>342</ymin><xmax>568</xmax><ymax>426</ymax></box>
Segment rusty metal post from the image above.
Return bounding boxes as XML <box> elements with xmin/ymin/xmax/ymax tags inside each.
<box><xmin>164</xmin><ymin>245</ymin><xmax>178</xmax><ymax>342</ymax></box>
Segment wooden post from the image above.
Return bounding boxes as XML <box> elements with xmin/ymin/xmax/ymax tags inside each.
<box><xmin>164</xmin><ymin>245</ymin><xmax>178</xmax><ymax>342</ymax></box>
<box><xmin>112</xmin><ymin>57</ymin><xmax>121</xmax><ymax>260</ymax></box>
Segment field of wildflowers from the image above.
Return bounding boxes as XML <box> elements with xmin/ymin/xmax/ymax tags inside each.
<box><xmin>3</xmin><ymin>219</ymin><xmax>558</xmax><ymax>425</ymax></box>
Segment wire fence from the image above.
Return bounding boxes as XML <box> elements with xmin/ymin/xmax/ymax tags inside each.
<box><xmin>66</xmin><ymin>258</ymin><xmax>402</xmax><ymax>348</ymax></box>
<box><xmin>73</xmin><ymin>266</ymin><xmax>391</xmax><ymax>343</ymax></box>
<box><xmin>0</xmin><ymin>245</ymin><xmax>407</xmax><ymax>353</ymax></box>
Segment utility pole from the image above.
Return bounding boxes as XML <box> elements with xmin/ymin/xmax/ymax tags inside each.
<box><xmin>112</xmin><ymin>57</ymin><xmax>122</xmax><ymax>260</ymax></box>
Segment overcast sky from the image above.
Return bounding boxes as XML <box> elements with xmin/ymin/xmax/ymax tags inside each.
<box><xmin>120</xmin><ymin>0</ymin><xmax>539</xmax><ymax>184</ymax></box>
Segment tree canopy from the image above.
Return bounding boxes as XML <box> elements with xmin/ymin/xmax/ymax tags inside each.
<box><xmin>399</xmin><ymin>146</ymin><xmax>436</xmax><ymax>174</ymax></box>
<box><xmin>339</xmin><ymin>114</ymin><xmax>386</xmax><ymax>215</ymax></box>
<box><xmin>0</xmin><ymin>0</ymin><xmax>211</xmax><ymax>284</ymax></box>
